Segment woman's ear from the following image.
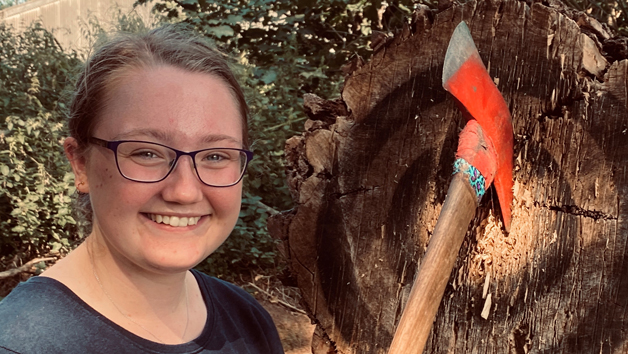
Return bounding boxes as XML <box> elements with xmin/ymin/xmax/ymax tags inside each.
<box><xmin>64</xmin><ymin>137</ymin><xmax>90</xmax><ymax>193</ymax></box>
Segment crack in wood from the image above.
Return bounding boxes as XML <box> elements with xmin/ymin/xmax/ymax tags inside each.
<box><xmin>291</xmin><ymin>246</ymin><xmax>315</xmax><ymax>278</ymax></box>
<box><xmin>545</xmin><ymin>203</ymin><xmax>618</xmax><ymax>220</ymax></box>
<box><xmin>332</xmin><ymin>186</ymin><xmax>379</xmax><ymax>199</ymax></box>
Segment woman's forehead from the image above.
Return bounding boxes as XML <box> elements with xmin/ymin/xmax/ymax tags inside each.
<box><xmin>95</xmin><ymin>66</ymin><xmax>244</xmax><ymax>145</ymax></box>
<box><xmin>111</xmin><ymin>128</ymin><xmax>244</xmax><ymax>148</ymax></box>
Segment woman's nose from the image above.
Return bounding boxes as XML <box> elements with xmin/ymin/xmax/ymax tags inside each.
<box><xmin>160</xmin><ymin>156</ymin><xmax>204</xmax><ymax>204</ymax></box>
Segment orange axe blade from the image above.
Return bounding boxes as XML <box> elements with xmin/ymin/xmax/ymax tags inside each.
<box><xmin>443</xmin><ymin>21</ymin><xmax>514</xmax><ymax>231</ymax></box>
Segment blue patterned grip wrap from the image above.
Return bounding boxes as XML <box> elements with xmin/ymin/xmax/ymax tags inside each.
<box><xmin>453</xmin><ymin>158</ymin><xmax>486</xmax><ymax>202</ymax></box>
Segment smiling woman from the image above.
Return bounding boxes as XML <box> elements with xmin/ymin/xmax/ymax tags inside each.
<box><xmin>0</xmin><ymin>26</ymin><xmax>284</xmax><ymax>354</ymax></box>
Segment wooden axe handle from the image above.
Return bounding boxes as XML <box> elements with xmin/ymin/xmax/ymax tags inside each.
<box><xmin>388</xmin><ymin>173</ymin><xmax>477</xmax><ymax>354</ymax></box>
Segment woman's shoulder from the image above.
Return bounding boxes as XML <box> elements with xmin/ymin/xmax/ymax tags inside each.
<box><xmin>0</xmin><ymin>276</ymin><xmax>150</xmax><ymax>354</ymax></box>
<box><xmin>191</xmin><ymin>269</ymin><xmax>264</xmax><ymax>310</ymax></box>
<box><xmin>0</xmin><ymin>276</ymin><xmax>71</xmax><ymax>317</ymax></box>
<box><xmin>190</xmin><ymin>270</ymin><xmax>284</xmax><ymax>353</ymax></box>
<box><xmin>0</xmin><ymin>276</ymin><xmax>89</xmax><ymax>352</ymax></box>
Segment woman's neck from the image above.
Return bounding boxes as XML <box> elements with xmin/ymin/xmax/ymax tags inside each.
<box><xmin>42</xmin><ymin>236</ymin><xmax>205</xmax><ymax>344</ymax></box>
<box><xmin>87</xmin><ymin>235</ymin><xmax>188</xmax><ymax>310</ymax></box>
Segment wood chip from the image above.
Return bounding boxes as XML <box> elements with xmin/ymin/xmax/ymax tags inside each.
<box><xmin>481</xmin><ymin>293</ymin><xmax>492</xmax><ymax>320</ymax></box>
<box><xmin>482</xmin><ymin>272</ymin><xmax>491</xmax><ymax>299</ymax></box>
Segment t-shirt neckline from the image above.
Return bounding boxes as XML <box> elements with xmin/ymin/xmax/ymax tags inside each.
<box><xmin>29</xmin><ymin>269</ymin><xmax>216</xmax><ymax>354</ymax></box>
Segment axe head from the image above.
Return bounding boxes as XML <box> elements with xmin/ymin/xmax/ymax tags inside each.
<box><xmin>442</xmin><ymin>21</ymin><xmax>514</xmax><ymax>232</ymax></box>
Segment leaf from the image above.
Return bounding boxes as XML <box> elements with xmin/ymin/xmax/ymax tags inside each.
<box><xmin>300</xmin><ymin>69</ymin><xmax>328</xmax><ymax>79</ymax></box>
<box><xmin>11</xmin><ymin>225</ymin><xmax>25</xmax><ymax>233</ymax></box>
<box><xmin>0</xmin><ymin>165</ymin><xmax>9</xmax><ymax>176</ymax></box>
<box><xmin>207</xmin><ymin>25</ymin><xmax>234</xmax><ymax>38</ymax></box>
<box><xmin>284</xmin><ymin>14</ymin><xmax>305</xmax><ymax>23</ymax></box>
<box><xmin>260</xmin><ymin>70</ymin><xmax>277</xmax><ymax>84</ymax></box>
<box><xmin>225</xmin><ymin>15</ymin><xmax>244</xmax><ymax>25</ymax></box>
<box><xmin>51</xmin><ymin>242</ymin><xmax>62</xmax><ymax>252</ymax></box>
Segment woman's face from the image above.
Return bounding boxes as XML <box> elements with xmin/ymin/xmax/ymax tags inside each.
<box><xmin>71</xmin><ymin>65</ymin><xmax>244</xmax><ymax>274</ymax></box>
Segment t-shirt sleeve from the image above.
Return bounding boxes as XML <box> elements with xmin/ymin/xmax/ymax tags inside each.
<box><xmin>194</xmin><ymin>272</ymin><xmax>285</xmax><ymax>353</ymax></box>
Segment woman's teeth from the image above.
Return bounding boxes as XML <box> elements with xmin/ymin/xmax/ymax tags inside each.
<box><xmin>149</xmin><ymin>214</ymin><xmax>201</xmax><ymax>227</ymax></box>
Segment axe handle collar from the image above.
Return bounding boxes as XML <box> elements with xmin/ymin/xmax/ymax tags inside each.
<box><xmin>453</xmin><ymin>158</ymin><xmax>486</xmax><ymax>202</ymax></box>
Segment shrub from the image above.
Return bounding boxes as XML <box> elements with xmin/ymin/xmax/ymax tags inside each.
<box><xmin>0</xmin><ymin>23</ymin><xmax>82</xmax><ymax>272</ymax></box>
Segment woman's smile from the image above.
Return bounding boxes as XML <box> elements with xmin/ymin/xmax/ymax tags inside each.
<box><xmin>147</xmin><ymin>213</ymin><xmax>203</xmax><ymax>227</ymax></box>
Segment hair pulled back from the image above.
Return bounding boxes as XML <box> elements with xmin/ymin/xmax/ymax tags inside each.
<box><xmin>68</xmin><ymin>25</ymin><xmax>249</xmax><ymax>233</ymax></box>
<box><xmin>69</xmin><ymin>25</ymin><xmax>249</xmax><ymax>149</ymax></box>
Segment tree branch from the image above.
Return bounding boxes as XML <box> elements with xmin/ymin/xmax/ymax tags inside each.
<box><xmin>257</xmin><ymin>200</ymin><xmax>280</xmax><ymax>215</ymax></box>
<box><xmin>247</xmin><ymin>282</ymin><xmax>307</xmax><ymax>315</ymax></box>
<box><xmin>0</xmin><ymin>257</ymin><xmax>56</xmax><ymax>280</ymax></box>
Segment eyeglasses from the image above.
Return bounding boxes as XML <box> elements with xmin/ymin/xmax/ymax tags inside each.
<box><xmin>89</xmin><ymin>137</ymin><xmax>254</xmax><ymax>187</ymax></box>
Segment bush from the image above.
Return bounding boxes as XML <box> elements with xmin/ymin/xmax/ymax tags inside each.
<box><xmin>0</xmin><ymin>23</ymin><xmax>82</xmax><ymax>271</ymax></box>
<box><xmin>201</xmin><ymin>192</ymin><xmax>278</xmax><ymax>280</ymax></box>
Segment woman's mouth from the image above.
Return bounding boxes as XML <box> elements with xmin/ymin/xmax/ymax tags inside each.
<box><xmin>146</xmin><ymin>214</ymin><xmax>202</xmax><ymax>227</ymax></box>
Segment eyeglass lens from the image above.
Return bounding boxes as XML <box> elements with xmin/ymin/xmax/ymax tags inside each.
<box><xmin>115</xmin><ymin>141</ymin><xmax>247</xmax><ymax>186</ymax></box>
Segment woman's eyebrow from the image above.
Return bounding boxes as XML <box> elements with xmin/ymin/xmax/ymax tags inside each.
<box><xmin>113</xmin><ymin>129</ymin><xmax>171</xmax><ymax>141</ymax></box>
<box><xmin>201</xmin><ymin>134</ymin><xmax>242</xmax><ymax>145</ymax></box>
<box><xmin>112</xmin><ymin>130</ymin><xmax>242</xmax><ymax>146</ymax></box>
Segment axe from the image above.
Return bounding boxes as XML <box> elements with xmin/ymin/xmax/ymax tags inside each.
<box><xmin>387</xmin><ymin>22</ymin><xmax>514</xmax><ymax>354</ymax></box>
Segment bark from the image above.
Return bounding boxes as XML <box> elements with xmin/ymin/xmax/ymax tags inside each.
<box><xmin>268</xmin><ymin>0</ymin><xmax>628</xmax><ymax>353</ymax></box>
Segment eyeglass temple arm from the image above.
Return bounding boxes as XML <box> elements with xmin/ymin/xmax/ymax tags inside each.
<box><xmin>88</xmin><ymin>137</ymin><xmax>109</xmax><ymax>148</ymax></box>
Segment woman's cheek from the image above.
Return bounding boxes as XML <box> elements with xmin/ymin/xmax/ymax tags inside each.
<box><xmin>215</xmin><ymin>188</ymin><xmax>242</xmax><ymax>226</ymax></box>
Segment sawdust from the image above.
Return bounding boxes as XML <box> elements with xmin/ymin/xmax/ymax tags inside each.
<box><xmin>466</xmin><ymin>179</ymin><xmax>537</xmax><ymax>293</ymax></box>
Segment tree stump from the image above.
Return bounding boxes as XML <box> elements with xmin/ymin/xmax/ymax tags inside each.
<box><xmin>268</xmin><ymin>0</ymin><xmax>628</xmax><ymax>353</ymax></box>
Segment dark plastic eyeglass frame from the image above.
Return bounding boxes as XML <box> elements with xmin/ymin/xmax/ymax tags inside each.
<box><xmin>89</xmin><ymin>137</ymin><xmax>254</xmax><ymax>187</ymax></box>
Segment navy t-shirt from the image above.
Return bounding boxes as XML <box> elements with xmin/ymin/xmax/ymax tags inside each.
<box><xmin>0</xmin><ymin>270</ymin><xmax>284</xmax><ymax>353</ymax></box>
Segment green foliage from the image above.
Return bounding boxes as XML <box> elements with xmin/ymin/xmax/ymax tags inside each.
<box><xmin>563</xmin><ymin>0</ymin><xmax>628</xmax><ymax>35</ymax></box>
<box><xmin>201</xmin><ymin>192</ymin><xmax>278</xmax><ymax>280</ymax></box>
<box><xmin>0</xmin><ymin>0</ymin><xmax>26</xmax><ymax>10</ymax></box>
<box><xmin>137</xmin><ymin>0</ymin><xmax>418</xmax><ymax>103</ymax></box>
<box><xmin>0</xmin><ymin>23</ymin><xmax>82</xmax><ymax>262</ymax></box>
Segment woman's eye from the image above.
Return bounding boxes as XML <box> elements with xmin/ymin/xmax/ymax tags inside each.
<box><xmin>205</xmin><ymin>153</ymin><xmax>227</xmax><ymax>161</ymax></box>
<box><xmin>132</xmin><ymin>150</ymin><xmax>162</xmax><ymax>159</ymax></box>
<box><xmin>199</xmin><ymin>151</ymin><xmax>234</xmax><ymax>166</ymax></box>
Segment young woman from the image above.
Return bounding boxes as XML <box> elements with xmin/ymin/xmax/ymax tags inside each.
<box><xmin>0</xmin><ymin>26</ymin><xmax>284</xmax><ymax>353</ymax></box>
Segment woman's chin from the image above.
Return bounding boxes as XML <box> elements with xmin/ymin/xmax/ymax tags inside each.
<box><xmin>144</xmin><ymin>259</ymin><xmax>201</xmax><ymax>275</ymax></box>
<box><xmin>135</xmin><ymin>235</ymin><xmax>227</xmax><ymax>274</ymax></box>
<box><xmin>139</xmin><ymin>250</ymin><xmax>208</xmax><ymax>275</ymax></box>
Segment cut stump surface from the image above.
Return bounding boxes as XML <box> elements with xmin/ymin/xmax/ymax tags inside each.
<box><xmin>269</xmin><ymin>1</ymin><xmax>628</xmax><ymax>353</ymax></box>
